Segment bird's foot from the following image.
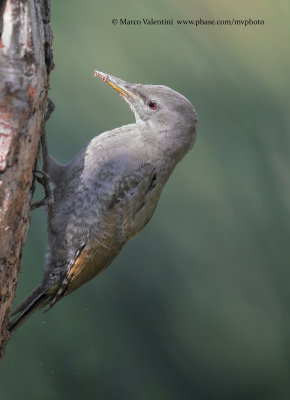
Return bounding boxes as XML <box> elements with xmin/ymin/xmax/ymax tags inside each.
<box><xmin>34</xmin><ymin>169</ymin><xmax>50</xmax><ymax>186</ymax></box>
<box><xmin>31</xmin><ymin>198</ymin><xmax>46</xmax><ymax>210</ymax></box>
<box><xmin>32</xmin><ymin>170</ymin><xmax>55</xmax><ymax>216</ymax></box>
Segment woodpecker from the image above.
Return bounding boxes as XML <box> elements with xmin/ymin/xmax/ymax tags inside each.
<box><xmin>8</xmin><ymin>71</ymin><xmax>198</xmax><ymax>333</ymax></box>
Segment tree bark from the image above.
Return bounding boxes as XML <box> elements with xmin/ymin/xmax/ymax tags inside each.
<box><xmin>0</xmin><ymin>0</ymin><xmax>53</xmax><ymax>363</ymax></box>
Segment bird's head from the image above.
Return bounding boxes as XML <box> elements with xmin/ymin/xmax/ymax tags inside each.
<box><xmin>94</xmin><ymin>70</ymin><xmax>198</xmax><ymax>153</ymax></box>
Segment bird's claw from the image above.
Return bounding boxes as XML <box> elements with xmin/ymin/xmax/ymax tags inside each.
<box><xmin>32</xmin><ymin>169</ymin><xmax>55</xmax><ymax>215</ymax></box>
<box><xmin>34</xmin><ymin>169</ymin><xmax>50</xmax><ymax>186</ymax></box>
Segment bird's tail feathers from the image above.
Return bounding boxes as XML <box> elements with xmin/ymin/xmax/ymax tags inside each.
<box><xmin>8</xmin><ymin>289</ymin><xmax>50</xmax><ymax>335</ymax></box>
<box><xmin>10</xmin><ymin>285</ymin><xmax>46</xmax><ymax>317</ymax></box>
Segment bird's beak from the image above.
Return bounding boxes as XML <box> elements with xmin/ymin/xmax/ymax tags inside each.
<box><xmin>94</xmin><ymin>70</ymin><xmax>136</xmax><ymax>99</ymax></box>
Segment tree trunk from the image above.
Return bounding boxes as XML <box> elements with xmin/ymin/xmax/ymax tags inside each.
<box><xmin>0</xmin><ymin>0</ymin><xmax>53</xmax><ymax>363</ymax></box>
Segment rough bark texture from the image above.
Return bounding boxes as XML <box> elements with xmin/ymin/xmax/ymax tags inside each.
<box><xmin>0</xmin><ymin>0</ymin><xmax>53</xmax><ymax>363</ymax></box>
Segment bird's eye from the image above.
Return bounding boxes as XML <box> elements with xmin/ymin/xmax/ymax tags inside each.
<box><xmin>147</xmin><ymin>101</ymin><xmax>158</xmax><ymax>110</ymax></box>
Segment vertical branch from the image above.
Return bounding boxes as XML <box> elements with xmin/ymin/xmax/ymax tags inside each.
<box><xmin>0</xmin><ymin>0</ymin><xmax>54</xmax><ymax>363</ymax></box>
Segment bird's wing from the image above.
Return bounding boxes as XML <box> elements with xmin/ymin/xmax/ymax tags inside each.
<box><xmin>46</xmin><ymin>162</ymin><xmax>158</xmax><ymax>309</ymax></box>
<box><xmin>108</xmin><ymin>162</ymin><xmax>157</xmax><ymax>213</ymax></box>
<box><xmin>10</xmin><ymin>162</ymin><xmax>158</xmax><ymax>331</ymax></box>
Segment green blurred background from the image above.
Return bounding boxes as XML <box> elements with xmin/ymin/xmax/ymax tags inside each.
<box><xmin>2</xmin><ymin>0</ymin><xmax>290</xmax><ymax>399</ymax></box>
